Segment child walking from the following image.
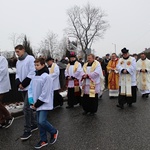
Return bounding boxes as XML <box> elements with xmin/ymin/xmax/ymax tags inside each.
<box><xmin>28</xmin><ymin>58</ymin><xmax>58</xmax><ymax>149</ymax></box>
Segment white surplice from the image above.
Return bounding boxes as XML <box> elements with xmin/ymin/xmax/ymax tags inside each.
<box><xmin>0</xmin><ymin>56</ymin><xmax>11</xmax><ymax>94</ymax></box>
<box><xmin>81</xmin><ymin>61</ymin><xmax>101</xmax><ymax>94</ymax></box>
<box><xmin>65</xmin><ymin>61</ymin><xmax>82</xmax><ymax>88</ymax></box>
<box><xmin>116</xmin><ymin>56</ymin><xmax>136</xmax><ymax>96</ymax></box>
<box><xmin>28</xmin><ymin>73</ymin><xmax>54</xmax><ymax>111</ymax></box>
<box><xmin>136</xmin><ymin>58</ymin><xmax>150</xmax><ymax>94</ymax></box>
<box><xmin>49</xmin><ymin>63</ymin><xmax>60</xmax><ymax>90</ymax></box>
<box><xmin>16</xmin><ymin>55</ymin><xmax>35</xmax><ymax>91</ymax></box>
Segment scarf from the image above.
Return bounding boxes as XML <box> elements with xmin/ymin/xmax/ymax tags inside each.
<box><xmin>18</xmin><ymin>52</ymin><xmax>28</xmax><ymax>60</ymax></box>
<box><xmin>36</xmin><ymin>66</ymin><xmax>49</xmax><ymax>76</ymax></box>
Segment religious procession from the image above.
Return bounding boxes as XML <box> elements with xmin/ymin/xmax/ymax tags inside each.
<box><xmin>1</xmin><ymin>45</ymin><xmax>150</xmax><ymax>149</ymax></box>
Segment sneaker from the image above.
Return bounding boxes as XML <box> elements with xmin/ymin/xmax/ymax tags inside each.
<box><xmin>5</xmin><ymin>117</ymin><xmax>14</xmax><ymax>129</ymax></box>
<box><xmin>20</xmin><ymin>132</ymin><xmax>32</xmax><ymax>140</ymax></box>
<box><xmin>34</xmin><ymin>141</ymin><xmax>48</xmax><ymax>149</ymax></box>
<box><xmin>31</xmin><ymin>125</ymin><xmax>38</xmax><ymax>132</ymax></box>
<box><xmin>50</xmin><ymin>130</ymin><xmax>58</xmax><ymax>144</ymax></box>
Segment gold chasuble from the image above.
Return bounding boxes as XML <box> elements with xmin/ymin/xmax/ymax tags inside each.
<box><xmin>82</xmin><ymin>60</ymin><xmax>99</xmax><ymax>98</ymax></box>
<box><xmin>66</xmin><ymin>61</ymin><xmax>80</xmax><ymax>95</ymax></box>
<box><xmin>107</xmin><ymin>59</ymin><xmax>119</xmax><ymax>90</ymax></box>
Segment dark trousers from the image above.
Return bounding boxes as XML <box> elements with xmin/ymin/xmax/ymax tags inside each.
<box><xmin>118</xmin><ymin>86</ymin><xmax>137</xmax><ymax>105</ymax></box>
<box><xmin>105</xmin><ymin>73</ymin><xmax>108</xmax><ymax>88</ymax></box>
<box><xmin>67</xmin><ymin>88</ymin><xmax>81</xmax><ymax>106</ymax></box>
<box><xmin>82</xmin><ymin>94</ymin><xmax>98</xmax><ymax>113</ymax></box>
<box><xmin>53</xmin><ymin>90</ymin><xmax>63</xmax><ymax>107</ymax></box>
<box><xmin>21</xmin><ymin>91</ymin><xmax>37</xmax><ymax>132</ymax></box>
<box><xmin>0</xmin><ymin>94</ymin><xmax>11</xmax><ymax>124</ymax></box>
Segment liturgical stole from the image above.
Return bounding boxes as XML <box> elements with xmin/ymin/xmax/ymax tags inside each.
<box><xmin>49</xmin><ymin>63</ymin><xmax>56</xmax><ymax>74</ymax></box>
<box><xmin>82</xmin><ymin>60</ymin><xmax>98</xmax><ymax>97</ymax></box>
<box><xmin>66</xmin><ymin>61</ymin><xmax>80</xmax><ymax>93</ymax></box>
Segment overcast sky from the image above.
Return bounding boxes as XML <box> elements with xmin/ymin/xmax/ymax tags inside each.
<box><xmin>0</xmin><ymin>0</ymin><xmax>150</xmax><ymax>57</ymax></box>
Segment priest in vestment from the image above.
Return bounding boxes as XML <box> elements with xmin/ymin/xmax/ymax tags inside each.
<box><xmin>81</xmin><ymin>54</ymin><xmax>101</xmax><ymax>115</ymax></box>
<box><xmin>46</xmin><ymin>57</ymin><xmax>63</xmax><ymax>107</ymax></box>
<box><xmin>107</xmin><ymin>53</ymin><xmax>119</xmax><ymax>98</ymax></box>
<box><xmin>136</xmin><ymin>53</ymin><xmax>150</xmax><ymax>98</ymax></box>
<box><xmin>116</xmin><ymin>48</ymin><xmax>137</xmax><ymax>109</ymax></box>
<box><xmin>65</xmin><ymin>52</ymin><xmax>82</xmax><ymax>108</ymax></box>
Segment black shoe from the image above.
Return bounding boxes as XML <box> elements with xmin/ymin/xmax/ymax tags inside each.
<box><xmin>99</xmin><ymin>95</ymin><xmax>102</xmax><ymax>99</ymax></box>
<box><xmin>145</xmin><ymin>94</ymin><xmax>149</xmax><ymax>98</ymax></box>
<box><xmin>89</xmin><ymin>112</ymin><xmax>95</xmax><ymax>116</ymax></box>
<box><xmin>0</xmin><ymin>122</ymin><xmax>6</xmax><ymax>128</ymax></box>
<box><xmin>142</xmin><ymin>94</ymin><xmax>145</xmax><ymax>98</ymax></box>
<box><xmin>0</xmin><ymin>124</ymin><xmax>3</xmax><ymax>128</ymax></box>
<box><xmin>31</xmin><ymin>125</ymin><xmax>38</xmax><ymax>132</ymax></box>
<box><xmin>109</xmin><ymin>96</ymin><xmax>114</xmax><ymax>99</ymax></box>
<box><xmin>20</xmin><ymin>132</ymin><xmax>32</xmax><ymax>140</ymax></box>
<box><xmin>50</xmin><ymin>130</ymin><xmax>58</xmax><ymax>144</ymax></box>
<box><xmin>116</xmin><ymin>104</ymin><xmax>124</xmax><ymax>109</ymax></box>
<box><xmin>82</xmin><ymin>111</ymin><xmax>88</xmax><ymax>115</ymax></box>
<box><xmin>66</xmin><ymin>106</ymin><xmax>74</xmax><ymax>109</ymax></box>
<box><xmin>128</xmin><ymin>103</ymin><xmax>132</xmax><ymax>107</ymax></box>
<box><xmin>34</xmin><ymin>140</ymin><xmax>48</xmax><ymax>149</ymax></box>
<box><xmin>60</xmin><ymin>103</ymin><xmax>63</xmax><ymax>106</ymax></box>
<box><xmin>5</xmin><ymin>117</ymin><xmax>14</xmax><ymax>129</ymax></box>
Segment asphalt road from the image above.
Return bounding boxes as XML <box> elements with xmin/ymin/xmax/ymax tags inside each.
<box><xmin>1</xmin><ymin>90</ymin><xmax>150</xmax><ymax>150</ymax></box>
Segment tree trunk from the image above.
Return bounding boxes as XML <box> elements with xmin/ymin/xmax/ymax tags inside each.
<box><xmin>84</xmin><ymin>53</ymin><xmax>87</xmax><ymax>62</ymax></box>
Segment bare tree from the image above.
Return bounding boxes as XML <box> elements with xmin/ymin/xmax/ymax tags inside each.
<box><xmin>9</xmin><ymin>33</ymin><xmax>25</xmax><ymax>58</ymax></box>
<box><xmin>58</xmin><ymin>37</ymin><xmax>68</xmax><ymax>59</ymax></box>
<box><xmin>39</xmin><ymin>31</ymin><xmax>59</xmax><ymax>59</ymax></box>
<box><xmin>66</xmin><ymin>3</ymin><xmax>109</xmax><ymax>61</ymax></box>
<box><xmin>9</xmin><ymin>33</ymin><xmax>24</xmax><ymax>47</ymax></box>
<box><xmin>45</xmin><ymin>31</ymin><xmax>58</xmax><ymax>58</ymax></box>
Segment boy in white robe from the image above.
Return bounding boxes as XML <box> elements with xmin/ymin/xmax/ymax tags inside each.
<box><xmin>15</xmin><ymin>45</ymin><xmax>37</xmax><ymax>140</ymax></box>
<box><xmin>28</xmin><ymin>58</ymin><xmax>58</xmax><ymax>149</ymax></box>
<box><xmin>46</xmin><ymin>57</ymin><xmax>63</xmax><ymax>107</ymax></box>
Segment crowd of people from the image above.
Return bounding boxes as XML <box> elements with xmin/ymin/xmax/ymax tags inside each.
<box><xmin>0</xmin><ymin>45</ymin><xmax>150</xmax><ymax>149</ymax></box>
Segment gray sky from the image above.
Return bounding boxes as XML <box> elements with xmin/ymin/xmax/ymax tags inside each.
<box><xmin>0</xmin><ymin>0</ymin><xmax>150</xmax><ymax>57</ymax></box>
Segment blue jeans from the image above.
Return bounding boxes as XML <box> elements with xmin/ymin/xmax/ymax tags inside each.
<box><xmin>21</xmin><ymin>91</ymin><xmax>37</xmax><ymax>132</ymax></box>
<box><xmin>36</xmin><ymin>110</ymin><xmax>57</xmax><ymax>142</ymax></box>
